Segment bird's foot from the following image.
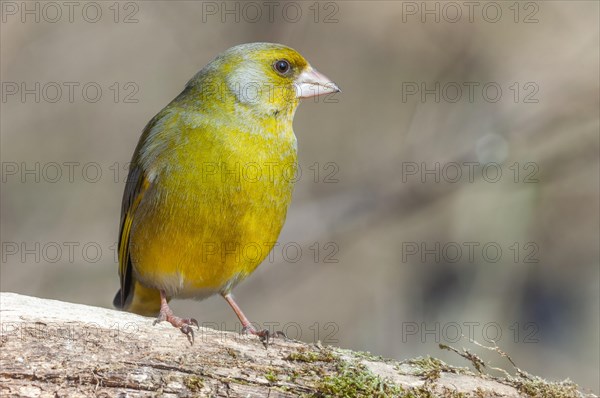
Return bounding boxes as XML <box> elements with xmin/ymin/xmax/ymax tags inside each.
<box><xmin>154</xmin><ymin>311</ymin><xmax>199</xmax><ymax>345</ymax></box>
<box><xmin>241</xmin><ymin>325</ymin><xmax>287</xmax><ymax>348</ymax></box>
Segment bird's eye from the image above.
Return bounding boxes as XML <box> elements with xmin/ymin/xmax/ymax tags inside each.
<box><xmin>274</xmin><ymin>60</ymin><xmax>291</xmax><ymax>75</ymax></box>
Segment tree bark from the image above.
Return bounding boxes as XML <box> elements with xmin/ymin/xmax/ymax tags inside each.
<box><xmin>0</xmin><ymin>293</ymin><xmax>593</xmax><ymax>397</ymax></box>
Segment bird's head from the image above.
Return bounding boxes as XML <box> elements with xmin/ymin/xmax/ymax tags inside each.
<box><xmin>188</xmin><ymin>43</ymin><xmax>340</xmax><ymax>119</ymax></box>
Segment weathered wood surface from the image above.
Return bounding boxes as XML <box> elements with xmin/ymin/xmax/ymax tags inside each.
<box><xmin>0</xmin><ymin>293</ymin><xmax>593</xmax><ymax>397</ymax></box>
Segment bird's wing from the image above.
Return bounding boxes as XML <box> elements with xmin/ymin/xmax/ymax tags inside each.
<box><xmin>114</xmin><ymin>108</ymin><xmax>180</xmax><ymax>314</ymax></box>
<box><xmin>115</xmin><ymin>160</ymin><xmax>151</xmax><ymax>308</ymax></box>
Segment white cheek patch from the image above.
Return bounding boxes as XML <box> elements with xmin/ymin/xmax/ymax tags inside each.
<box><xmin>226</xmin><ymin>64</ymin><xmax>270</xmax><ymax>105</ymax></box>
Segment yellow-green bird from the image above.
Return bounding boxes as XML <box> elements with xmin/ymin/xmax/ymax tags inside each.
<box><xmin>113</xmin><ymin>42</ymin><xmax>340</xmax><ymax>344</ymax></box>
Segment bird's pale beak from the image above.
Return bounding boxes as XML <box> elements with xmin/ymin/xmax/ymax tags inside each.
<box><xmin>295</xmin><ymin>67</ymin><xmax>341</xmax><ymax>99</ymax></box>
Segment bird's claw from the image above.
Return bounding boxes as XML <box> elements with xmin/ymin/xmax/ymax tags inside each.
<box><xmin>180</xmin><ymin>324</ymin><xmax>195</xmax><ymax>345</ymax></box>
<box><xmin>154</xmin><ymin>314</ymin><xmax>200</xmax><ymax>346</ymax></box>
<box><xmin>241</xmin><ymin>326</ymin><xmax>288</xmax><ymax>348</ymax></box>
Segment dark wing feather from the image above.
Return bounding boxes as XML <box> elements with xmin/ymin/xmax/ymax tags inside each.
<box><xmin>114</xmin><ymin>161</ymin><xmax>150</xmax><ymax>308</ymax></box>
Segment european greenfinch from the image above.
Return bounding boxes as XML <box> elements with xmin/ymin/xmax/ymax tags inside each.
<box><xmin>113</xmin><ymin>42</ymin><xmax>340</xmax><ymax>344</ymax></box>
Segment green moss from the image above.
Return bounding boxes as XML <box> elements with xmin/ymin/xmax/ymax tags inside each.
<box><xmin>288</xmin><ymin>370</ymin><xmax>300</xmax><ymax>383</ymax></box>
<box><xmin>510</xmin><ymin>376</ymin><xmax>580</xmax><ymax>398</ymax></box>
<box><xmin>394</xmin><ymin>387</ymin><xmax>435</xmax><ymax>398</ymax></box>
<box><xmin>286</xmin><ymin>348</ymin><xmax>336</xmax><ymax>363</ymax></box>
<box><xmin>406</xmin><ymin>356</ymin><xmax>447</xmax><ymax>374</ymax></box>
<box><xmin>183</xmin><ymin>375</ymin><xmax>204</xmax><ymax>392</ymax></box>
<box><xmin>401</xmin><ymin>356</ymin><xmax>469</xmax><ymax>383</ymax></box>
<box><xmin>265</xmin><ymin>370</ymin><xmax>278</xmax><ymax>384</ymax></box>
<box><xmin>312</xmin><ymin>361</ymin><xmax>402</xmax><ymax>398</ymax></box>
<box><xmin>304</xmin><ymin>344</ymin><xmax>584</xmax><ymax>398</ymax></box>
<box><xmin>396</xmin><ymin>386</ymin><xmax>467</xmax><ymax>398</ymax></box>
<box><xmin>352</xmin><ymin>350</ymin><xmax>387</xmax><ymax>362</ymax></box>
<box><xmin>435</xmin><ymin>341</ymin><xmax>585</xmax><ymax>397</ymax></box>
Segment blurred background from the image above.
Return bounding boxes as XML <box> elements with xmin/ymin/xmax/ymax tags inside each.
<box><xmin>1</xmin><ymin>1</ymin><xmax>598</xmax><ymax>393</ymax></box>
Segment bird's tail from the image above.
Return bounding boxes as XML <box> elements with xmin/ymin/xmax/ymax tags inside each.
<box><xmin>113</xmin><ymin>278</ymin><xmax>162</xmax><ymax>317</ymax></box>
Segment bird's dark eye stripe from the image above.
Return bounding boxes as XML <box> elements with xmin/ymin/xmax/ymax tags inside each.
<box><xmin>274</xmin><ymin>60</ymin><xmax>291</xmax><ymax>74</ymax></box>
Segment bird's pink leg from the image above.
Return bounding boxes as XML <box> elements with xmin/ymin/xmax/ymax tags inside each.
<box><xmin>222</xmin><ymin>293</ymin><xmax>286</xmax><ymax>347</ymax></box>
<box><xmin>154</xmin><ymin>289</ymin><xmax>199</xmax><ymax>345</ymax></box>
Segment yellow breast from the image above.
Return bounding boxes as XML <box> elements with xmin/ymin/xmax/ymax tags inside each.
<box><xmin>129</xmin><ymin>113</ymin><xmax>297</xmax><ymax>298</ymax></box>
